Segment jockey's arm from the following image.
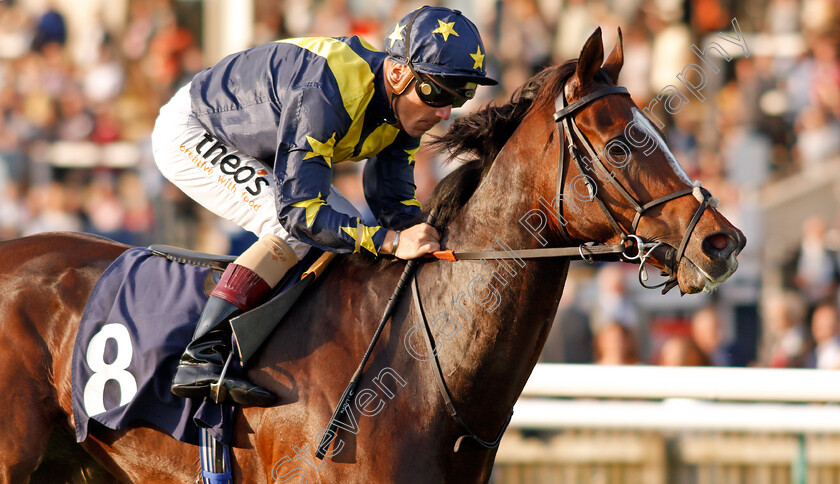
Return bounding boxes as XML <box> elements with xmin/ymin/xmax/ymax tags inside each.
<box><xmin>274</xmin><ymin>86</ymin><xmax>391</xmax><ymax>256</ymax></box>
<box><xmin>362</xmin><ymin>132</ymin><xmax>439</xmax><ymax>259</ymax></box>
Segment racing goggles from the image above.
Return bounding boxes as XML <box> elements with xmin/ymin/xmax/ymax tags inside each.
<box><xmin>414</xmin><ymin>74</ymin><xmax>476</xmax><ymax>108</ymax></box>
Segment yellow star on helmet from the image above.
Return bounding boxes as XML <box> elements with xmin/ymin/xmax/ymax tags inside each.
<box><xmin>432</xmin><ymin>19</ymin><xmax>459</xmax><ymax>42</ymax></box>
<box><xmin>387</xmin><ymin>23</ymin><xmax>405</xmax><ymax>48</ymax></box>
<box><xmin>291</xmin><ymin>193</ymin><xmax>325</xmax><ymax>228</ymax></box>
<box><xmin>341</xmin><ymin>220</ymin><xmax>381</xmax><ymax>255</ymax></box>
<box><xmin>405</xmin><ymin>146</ymin><xmax>419</xmax><ymax>165</ymax></box>
<box><xmin>303</xmin><ymin>133</ymin><xmax>337</xmax><ymax>167</ymax></box>
<box><xmin>470</xmin><ymin>45</ymin><xmax>485</xmax><ymax>70</ymax></box>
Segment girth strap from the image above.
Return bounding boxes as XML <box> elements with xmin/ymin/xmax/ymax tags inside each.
<box><xmin>199</xmin><ymin>427</ymin><xmax>232</xmax><ymax>484</ymax></box>
<box><xmin>410</xmin><ymin>271</ymin><xmax>513</xmax><ymax>452</ymax></box>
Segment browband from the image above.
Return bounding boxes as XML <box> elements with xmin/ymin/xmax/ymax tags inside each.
<box><xmin>553</xmin><ymin>86</ymin><xmax>629</xmax><ymax>121</ymax></box>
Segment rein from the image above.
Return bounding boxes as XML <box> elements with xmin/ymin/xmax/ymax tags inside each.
<box><xmin>410</xmin><ymin>270</ymin><xmax>512</xmax><ymax>452</ymax></box>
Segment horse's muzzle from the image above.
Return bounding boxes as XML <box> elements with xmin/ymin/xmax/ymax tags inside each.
<box><xmin>678</xmin><ymin>228</ymin><xmax>746</xmax><ymax>293</ymax></box>
<box><xmin>701</xmin><ymin>231</ymin><xmax>744</xmax><ymax>262</ymax></box>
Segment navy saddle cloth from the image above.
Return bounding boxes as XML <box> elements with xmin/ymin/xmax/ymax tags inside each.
<box><xmin>72</xmin><ymin>246</ymin><xmax>321</xmax><ymax>445</ymax></box>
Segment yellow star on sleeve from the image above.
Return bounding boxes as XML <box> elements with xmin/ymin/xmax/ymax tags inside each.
<box><xmin>405</xmin><ymin>146</ymin><xmax>419</xmax><ymax>165</ymax></box>
<box><xmin>303</xmin><ymin>133</ymin><xmax>337</xmax><ymax>167</ymax></box>
<box><xmin>401</xmin><ymin>192</ymin><xmax>422</xmax><ymax>208</ymax></box>
<box><xmin>291</xmin><ymin>193</ymin><xmax>325</xmax><ymax>227</ymax></box>
<box><xmin>341</xmin><ymin>219</ymin><xmax>381</xmax><ymax>255</ymax></box>
<box><xmin>432</xmin><ymin>19</ymin><xmax>459</xmax><ymax>42</ymax></box>
<box><xmin>470</xmin><ymin>46</ymin><xmax>485</xmax><ymax>70</ymax></box>
<box><xmin>388</xmin><ymin>23</ymin><xmax>405</xmax><ymax>48</ymax></box>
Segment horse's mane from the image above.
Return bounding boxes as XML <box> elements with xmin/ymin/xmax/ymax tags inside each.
<box><xmin>423</xmin><ymin>61</ymin><xmax>580</xmax><ymax>228</ymax></box>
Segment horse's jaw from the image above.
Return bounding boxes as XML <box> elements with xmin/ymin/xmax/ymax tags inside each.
<box><xmin>677</xmin><ymin>253</ymin><xmax>739</xmax><ymax>294</ymax></box>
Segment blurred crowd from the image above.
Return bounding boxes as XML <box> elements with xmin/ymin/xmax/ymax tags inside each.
<box><xmin>540</xmin><ymin>234</ymin><xmax>840</xmax><ymax>369</ymax></box>
<box><xmin>0</xmin><ymin>0</ymin><xmax>207</xmax><ymax>248</ymax></box>
<box><xmin>1</xmin><ymin>0</ymin><xmax>839</xmax><ymax>368</ymax></box>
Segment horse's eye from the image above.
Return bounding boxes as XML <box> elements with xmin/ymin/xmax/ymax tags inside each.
<box><xmin>605</xmin><ymin>139</ymin><xmax>631</xmax><ymax>167</ymax></box>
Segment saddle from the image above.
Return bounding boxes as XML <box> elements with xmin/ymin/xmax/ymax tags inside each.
<box><xmin>149</xmin><ymin>244</ymin><xmax>335</xmax><ymax>364</ymax></box>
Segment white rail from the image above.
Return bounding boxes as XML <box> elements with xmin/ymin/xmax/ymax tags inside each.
<box><xmin>511</xmin><ymin>399</ymin><xmax>840</xmax><ymax>433</ymax></box>
<box><xmin>513</xmin><ymin>364</ymin><xmax>840</xmax><ymax>433</ymax></box>
<box><xmin>521</xmin><ymin>364</ymin><xmax>840</xmax><ymax>402</ymax></box>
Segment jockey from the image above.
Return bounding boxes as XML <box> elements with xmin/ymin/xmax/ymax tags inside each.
<box><xmin>151</xmin><ymin>6</ymin><xmax>497</xmax><ymax>406</ymax></box>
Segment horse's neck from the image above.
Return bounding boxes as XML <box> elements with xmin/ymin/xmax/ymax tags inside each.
<box><xmin>425</xmin><ymin>111</ymin><xmax>570</xmax><ymax>430</ymax></box>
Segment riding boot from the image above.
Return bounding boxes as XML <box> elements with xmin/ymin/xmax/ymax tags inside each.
<box><xmin>170</xmin><ymin>263</ymin><xmax>275</xmax><ymax>405</ymax></box>
<box><xmin>170</xmin><ymin>235</ymin><xmax>299</xmax><ymax>407</ymax></box>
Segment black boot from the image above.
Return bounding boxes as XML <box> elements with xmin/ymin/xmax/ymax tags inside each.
<box><xmin>171</xmin><ymin>273</ymin><xmax>276</xmax><ymax>406</ymax></box>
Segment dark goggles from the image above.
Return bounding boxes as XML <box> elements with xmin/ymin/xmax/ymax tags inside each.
<box><xmin>413</xmin><ymin>73</ymin><xmax>476</xmax><ymax>108</ymax></box>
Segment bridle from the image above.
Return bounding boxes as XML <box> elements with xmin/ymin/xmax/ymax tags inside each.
<box><xmin>432</xmin><ymin>81</ymin><xmax>718</xmax><ymax>293</ymax></box>
<box><xmin>551</xmin><ymin>82</ymin><xmax>714</xmax><ymax>293</ymax></box>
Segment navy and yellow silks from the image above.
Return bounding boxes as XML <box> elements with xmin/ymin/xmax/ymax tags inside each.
<box><xmin>189</xmin><ymin>35</ymin><xmax>422</xmax><ymax>256</ymax></box>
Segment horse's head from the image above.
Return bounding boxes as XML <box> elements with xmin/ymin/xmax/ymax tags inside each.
<box><xmin>540</xmin><ymin>28</ymin><xmax>745</xmax><ymax>294</ymax></box>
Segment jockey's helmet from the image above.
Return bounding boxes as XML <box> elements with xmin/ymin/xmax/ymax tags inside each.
<box><xmin>384</xmin><ymin>6</ymin><xmax>497</xmax><ymax>107</ymax></box>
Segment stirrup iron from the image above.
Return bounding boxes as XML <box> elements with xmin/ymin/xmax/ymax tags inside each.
<box><xmin>210</xmin><ymin>352</ymin><xmax>235</xmax><ymax>404</ymax></box>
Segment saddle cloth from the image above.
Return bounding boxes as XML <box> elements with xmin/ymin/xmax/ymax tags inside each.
<box><xmin>71</xmin><ymin>246</ymin><xmax>321</xmax><ymax>445</ymax></box>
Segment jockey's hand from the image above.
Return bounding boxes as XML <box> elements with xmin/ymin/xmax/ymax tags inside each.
<box><xmin>384</xmin><ymin>223</ymin><xmax>440</xmax><ymax>259</ymax></box>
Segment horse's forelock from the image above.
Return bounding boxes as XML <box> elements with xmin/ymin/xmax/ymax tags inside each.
<box><xmin>528</xmin><ymin>61</ymin><xmax>577</xmax><ymax>116</ymax></box>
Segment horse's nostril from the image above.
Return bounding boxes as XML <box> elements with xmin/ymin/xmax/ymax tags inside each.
<box><xmin>708</xmin><ymin>234</ymin><xmax>729</xmax><ymax>251</ymax></box>
<box><xmin>702</xmin><ymin>232</ymin><xmax>735</xmax><ymax>259</ymax></box>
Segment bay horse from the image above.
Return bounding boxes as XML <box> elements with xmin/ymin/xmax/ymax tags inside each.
<box><xmin>1</xmin><ymin>28</ymin><xmax>743</xmax><ymax>483</ymax></box>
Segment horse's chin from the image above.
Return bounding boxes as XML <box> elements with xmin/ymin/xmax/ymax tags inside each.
<box><xmin>676</xmin><ymin>256</ymin><xmax>738</xmax><ymax>294</ymax></box>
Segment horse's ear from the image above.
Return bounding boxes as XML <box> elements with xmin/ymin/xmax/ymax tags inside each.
<box><xmin>602</xmin><ymin>27</ymin><xmax>623</xmax><ymax>85</ymax></box>
<box><xmin>569</xmin><ymin>27</ymin><xmax>604</xmax><ymax>95</ymax></box>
